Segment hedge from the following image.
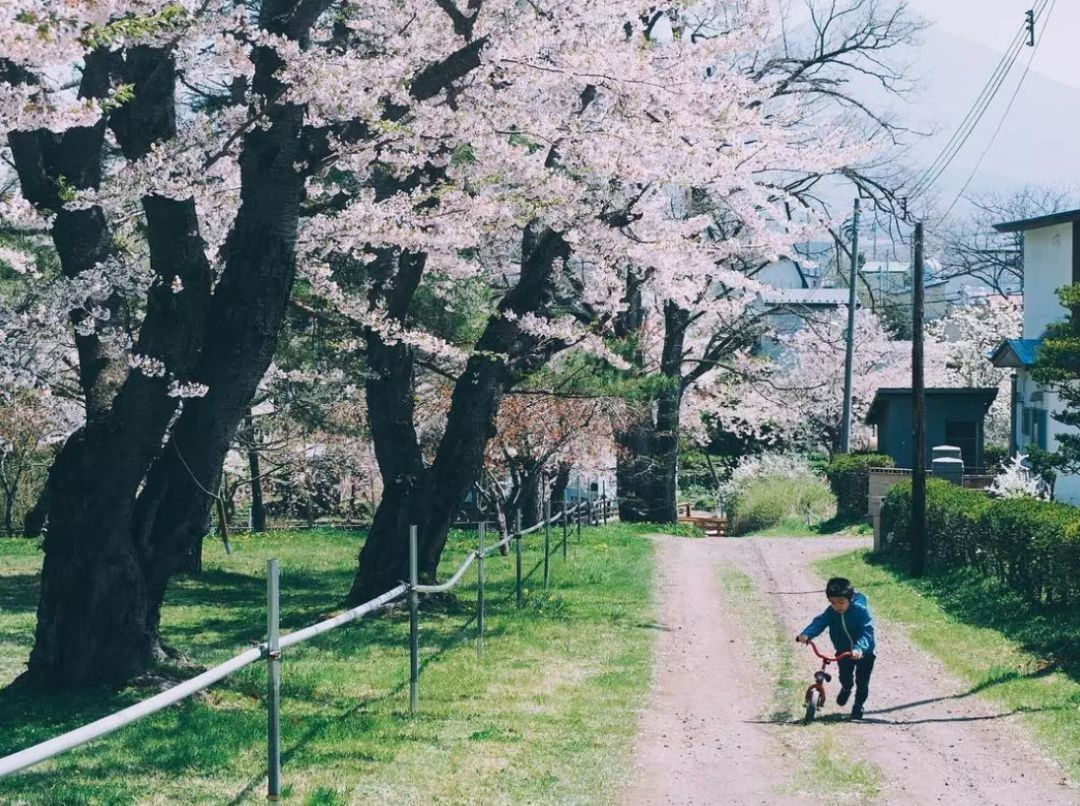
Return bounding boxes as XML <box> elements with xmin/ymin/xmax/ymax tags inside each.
<box><xmin>825</xmin><ymin>453</ymin><xmax>895</xmax><ymax>520</ymax></box>
<box><xmin>881</xmin><ymin>479</ymin><xmax>1080</xmax><ymax>607</ymax></box>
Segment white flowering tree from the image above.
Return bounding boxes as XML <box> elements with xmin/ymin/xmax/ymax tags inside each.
<box><xmin>928</xmin><ymin>295</ymin><xmax>1022</xmax><ymax>445</ymax></box>
<box><xmin>611</xmin><ymin>0</ymin><xmax>921</xmax><ymax>523</ymax></box>
<box><xmin>0</xmin><ymin>0</ymin><xmax>916</xmax><ymax>682</ymax></box>
<box><xmin>703</xmin><ymin>308</ymin><xmax>947</xmax><ymax>454</ymax></box>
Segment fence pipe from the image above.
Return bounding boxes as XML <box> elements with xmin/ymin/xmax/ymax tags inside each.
<box><xmin>0</xmin><ymin>500</ymin><xmax>596</xmax><ymax>782</ymax></box>
<box><xmin>515</xmin><ymin>511</ymin><xmax>523</xmax><ymax>608</ymax></box>
<box><xmin>477</xmin><ymin>522</ymin><xmax>486</xmax><ymax>656</ymax></box>
<box><xmin>278</xmin><ymin>584</ymin><xmax>407</xmax><ymax>650</ymax></box>
<box><xmin>408</xmin><ymin>525</ymin><xmax>420</xmax><ymax>715</ymax></box>
<box><xmin>0</xmin><ymin>646</ymin><xmax>263</xmax><ymax>778</ymax></box>
<box><xmin>413</xmin><ymin>550</ymin><xmax>477</xmax><ymax>594</ymax></box>
<box><xmin>543</xmin><ymin>499</ymin><xmax>551</xmax><ymax>589</ymax></box>
<box><xmin>266</xmin><ymin>559</ymin><xmax>282</xmax><ymax>801</ymax></box>
<box><xmin>576</xmin><ymin>493</ymin><xmax>582</xmax><ymax>542</ymax></box>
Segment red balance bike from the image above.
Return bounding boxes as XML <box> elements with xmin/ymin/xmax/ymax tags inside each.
<box><xmin>802</xmin><ymin>640</ymin><xmax>852</xmax><ymax>724</ymax></box>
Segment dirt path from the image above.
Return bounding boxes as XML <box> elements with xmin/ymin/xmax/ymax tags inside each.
<box><xmin>623</xmin><ymin>536</ymin><xmax>813</xmax><ymax>806</ymax></box>
<box><xmin>625</xmin><ymin>535</ymin><xmax>1075</xmax><ymax>806</ymax></box>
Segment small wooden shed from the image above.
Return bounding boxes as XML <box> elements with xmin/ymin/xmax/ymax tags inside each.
<box><xmin>865</xmin><ymin>388</ymin><xmax>998</xmax><ymax>471</ymax></box>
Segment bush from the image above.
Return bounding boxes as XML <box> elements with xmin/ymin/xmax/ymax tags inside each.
<box><xmin>982</xmin><ymin>443</ymin><xmax>1009</xmax><ymax>474</ymax></box>
<box><xmin>721</xmin><ymin>455</ymin><xmax>836</xmax><ymax>535</ymax></box>
<box><xmin>881</xmin><ymin>479</ymin><xmax>1080</xmax><ymax>607</ymax></box>
<box><xmin>825</xmin><ymin>453</ymin><xmax>895</xmax><ymax>520</ymax></box>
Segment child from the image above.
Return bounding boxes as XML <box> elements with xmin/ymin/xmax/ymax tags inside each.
<box><xmin>796</xmin><ymin>577</ymin><xmax>876</xmax><ymax>719</ymax></box>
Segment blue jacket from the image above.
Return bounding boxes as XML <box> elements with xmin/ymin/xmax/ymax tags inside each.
<box><xmin>801</xmin><ymin>592</ymin><xmax>876</xmax><ymax>655</ymax></box>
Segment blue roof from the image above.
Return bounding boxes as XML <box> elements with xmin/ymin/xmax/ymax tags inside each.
<box><xmin>989</xmin><ymin>338</ymin><xmax>1042</xmax><ymax>368</ymax></box>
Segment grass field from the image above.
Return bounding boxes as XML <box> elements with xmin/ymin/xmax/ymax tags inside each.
<box><xmin>818</xmin><ymin>550</ymin><xmax>1080</xmax><ymax>783</ymax></box>
<box><xmin>0</xmin><ymin>523</ymin><xmax>658</xmax><ymax>804</ymax></box>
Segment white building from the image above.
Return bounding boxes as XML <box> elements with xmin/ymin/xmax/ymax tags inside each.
<box><xmin>989</xmin><ymin>209</ymin><xmax>1080</xmax><ymax>504</ymax></box>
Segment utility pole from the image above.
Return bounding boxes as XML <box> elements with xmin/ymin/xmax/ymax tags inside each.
<box><xmin>911</xmin><ymin>222</ymin><xmax>927</xmax><ymax>578</ymax></box>
<box><xmin>840</xmin><ymin>197</ymin><xmax>861</xmax><ymax>454</ymax></box>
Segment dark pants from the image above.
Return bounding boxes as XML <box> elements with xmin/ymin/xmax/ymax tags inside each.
<box><xmin>837</xmin><ymin>653</ymin><xmax>876</xmax><ymax>708</ymax></box>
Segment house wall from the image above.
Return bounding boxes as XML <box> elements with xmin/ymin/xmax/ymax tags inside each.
<box><xmin>1023</xmin><ymin>223</ymin><xmax>1073</xmax><ymax>339</ymax></box>
<box><xmin>1013</xmin><ymin>368</ymin><xmax>1080</xmax><ymax>504</ymax></box>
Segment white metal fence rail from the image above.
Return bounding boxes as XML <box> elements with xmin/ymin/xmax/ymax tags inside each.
<box><xmin>0</xmin><ymin>495</ymin><xmax>608</xmax><ymax>799</ymax></box>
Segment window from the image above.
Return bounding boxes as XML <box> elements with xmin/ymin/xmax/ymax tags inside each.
<box><xmin>945</xmin><ymin>420</ymin><xmax>977</xmax><ymax>469</ymax></box>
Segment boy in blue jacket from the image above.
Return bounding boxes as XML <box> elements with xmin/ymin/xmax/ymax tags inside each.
<box><xmin>796</xmin><ymin>577</ymin><xmax>876</xmax><ymax>719</ymax></box>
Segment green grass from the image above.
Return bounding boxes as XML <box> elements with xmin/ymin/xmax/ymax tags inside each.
<box><xmin>0</xmin><ymin>523</ymin><xmax>658</xmax><ymax>804</ymax></box>
<box><xmin>717</xmin><ymin>566</ymin><xmax>882</xmax><ymax>804</ymax></box>
<box><xmin>755</xmin><ymin>515</ymin><xmax>872</xmax><ymax>538</ymax></box>
<box><xmin>818</xmin><ymin>550</ymin><xmax>1080</xmax><ymax>783</ymax></box>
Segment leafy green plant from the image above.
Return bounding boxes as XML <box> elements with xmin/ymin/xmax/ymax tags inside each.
<box><xmin>825</xmin><ymin>453</ymin><xmax>894</xmax><ymax>520</ymax></box>
<box><xmin>881</xmin><ymin>479</ymin><xmax>1080</xmax><ymax>606</ymax></box>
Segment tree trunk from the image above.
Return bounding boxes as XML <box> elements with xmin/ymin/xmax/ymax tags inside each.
<box><xmin>517</xmin><ymin>462</ymin><xmax>543</xmax><ymax>528</ymax></box>
<box><xmin>16</xmin><ymin>31</ymin><xmax>318</xmax><ymax>685</ymax></box>
<box><xmin>349</xmin><ymin>228</ymin><xmax>568</xmax><ymax>602</ymax></box>
<box><xmin>246</xmin><ymin>412</ymin><xmax>267</xmax><ymax>532</ymax></box>
<box><xmin>549</xmin><ymin>461</ymin><xmax>572</xmax><ymax>509</ymax></box>
<box><xmin>616</xmin><ymin>418</ymin><xmax>654</xmax><ymax>522</ymax></box>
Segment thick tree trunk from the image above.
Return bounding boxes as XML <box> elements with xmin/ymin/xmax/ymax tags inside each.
<box><xmin>347</xmin><ymin>252</ymin><xmax>429</xmax><ymax>603</ymax></box>
<box><xmin>616</xmin><ymin>418</ymin><xmax>654</xmax><ymax>522</ymax></box>
<box><xmin>518</xmin><ymin>464</ymin><xmax>543</xmax><ymax>528</ymax></box>
<box><xmin>14</xmin><ymin>27</ymin><xmax>321</xmax><ymax>685</ymax></box>
<box><xmin>350</xmin><ymin>229</ymin><xmax>568</xmax><ymax>602</ymax></box>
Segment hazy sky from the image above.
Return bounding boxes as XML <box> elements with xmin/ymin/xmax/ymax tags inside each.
<box><xmin>910</xmin><ymin>0</ymin><xmax>1080</xmax><ymax>89</ymax></box>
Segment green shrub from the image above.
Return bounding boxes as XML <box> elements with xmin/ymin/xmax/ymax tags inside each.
<box><xmin>727</xmin><ymin>466</ymin><xmax>835</xmax><ymax>535</ymax></box>
<box><xmin>881</xmin><ymin>479</ymin><xmax>1080</xmax><ymax>606</ymax></box>
<box><xmin>826</xmin><ymin>453</ymin><xmax>895</xmax><ymax>520</ymax></box>
<box><xmin>982</xmin><ymin>444</ymin><xmax>1009</xmax><ymax>474</ymax></box>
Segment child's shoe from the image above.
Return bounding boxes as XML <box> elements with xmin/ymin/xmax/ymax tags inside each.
<box><xmin>836</xmin><ymin>688</ymin><xmax>852</xmax><ymax>706</ymax></box>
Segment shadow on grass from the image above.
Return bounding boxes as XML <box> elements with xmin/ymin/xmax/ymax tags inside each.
<box><xmin>0</xmin><ymin>574</ymin><xmax>40</xmax><ymax>614</ymax></box>
<box><xmin>866</xmin><ymin>552</ymin><xmax>1080</xmax><ymax>685</ymax></box>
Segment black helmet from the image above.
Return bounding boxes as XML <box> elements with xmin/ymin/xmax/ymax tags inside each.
<box><xmin>825</xmin><ymin>577</ymin><xmax>855</xmax><ymax>600</ymax></box>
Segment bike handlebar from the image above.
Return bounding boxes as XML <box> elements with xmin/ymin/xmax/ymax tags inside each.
<box><xmin>805</xmin><ymin>639</ymin><xmax>854</xmax><ymax>662</ymax></box>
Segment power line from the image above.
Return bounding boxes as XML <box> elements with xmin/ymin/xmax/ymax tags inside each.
<box><xmin>936</xmin><ymin>0</ymin><xmax>1057</xmax><ymax>223</ymax></box>
<box><xmin>907</xmin><ymin>3</ymin><xmax>1046</xmax><ymax>202</ymax></box>
<box><xmin>906</xmin><ymin>23</ymin><xmax>1028</xmax><ymax>199</ymax></box>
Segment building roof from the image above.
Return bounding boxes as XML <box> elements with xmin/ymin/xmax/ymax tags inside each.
<box><xmin>993</xmin><ymin>208</ymin><xmax>1080</xmax><ymax>233</ymax></box>
<box><xmin>865</xmin><ymin>387</ymin><xmax>999</xmax><ymax>425</ymax></box>
<box><xmin>758</xmin><ymin>288</ymin><xmax>850</xmax><ymax>307</ymax></box>
<box><xmin>989</xmin><ymin>338</ymin><xmax>1042</xmax><ymax>368</ymax></box>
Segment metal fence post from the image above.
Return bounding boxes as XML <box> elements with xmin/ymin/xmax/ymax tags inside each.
<box><xmin>543</xmin><ymin>499</ymin><xmax>551</xmax><ymax>590</ymax></box>
<box><xmin>477</xmin><ymin>522</ymin><xmax>485</xmax><ymax>656</ymax></box>
<box><xmin>562</xmin><ymin>491</ymin><xmax>569</xmax><ymax>560</ymax></box>
<box><xmin>266</xmin><ymin>559</ymin><xmax>282</xmax><ymax>802</ymax></box>
<box><xmin>515</xmin><ymin>510</ymin><xmax>523</xmax><ymax>608</ymax></box>
<box><xmin>409</xmin><ymin>525</ymin><xmax>419</xmax><ymax>714</ymax></box>
<box><xmin>602</xmin><ymin>479</ymin><xmax>608</xmax><ymax>525</ymax></box>
<box><xmin>576</xmin><ymin>492</ymin><xmax>582</xmax><ymax>542</ymax></box>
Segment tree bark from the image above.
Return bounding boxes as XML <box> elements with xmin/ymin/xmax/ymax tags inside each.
<box><xmin>15</xmin><ymin>9</ymin><xmax>327</xmax><ymax>685</ymax></box>
<box><xmin>349</xmin><ymin>228</ymin><xmax>569</xmax><ymax>602</ymax></box>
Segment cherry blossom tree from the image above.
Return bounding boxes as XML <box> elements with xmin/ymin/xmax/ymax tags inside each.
<box><xmin>703</xmin><ymin>308</ymin><xmax>947</xmax><ymax>454</ymax></box>
<box><xmin>928</xmin><ymin>295</ymin><xmax>1021</xmax><ymax>445</ymax></box>
<box><xmin>611</xmin><ymin>0</ymin><xmax>922</xmax><ymax>522</ymax></box>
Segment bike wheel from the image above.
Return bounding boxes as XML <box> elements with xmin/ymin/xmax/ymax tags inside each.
<box><xmin>803</xmin><ymin>699</ymin><xmax>817</xmax><ymax>724</ymax></box>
